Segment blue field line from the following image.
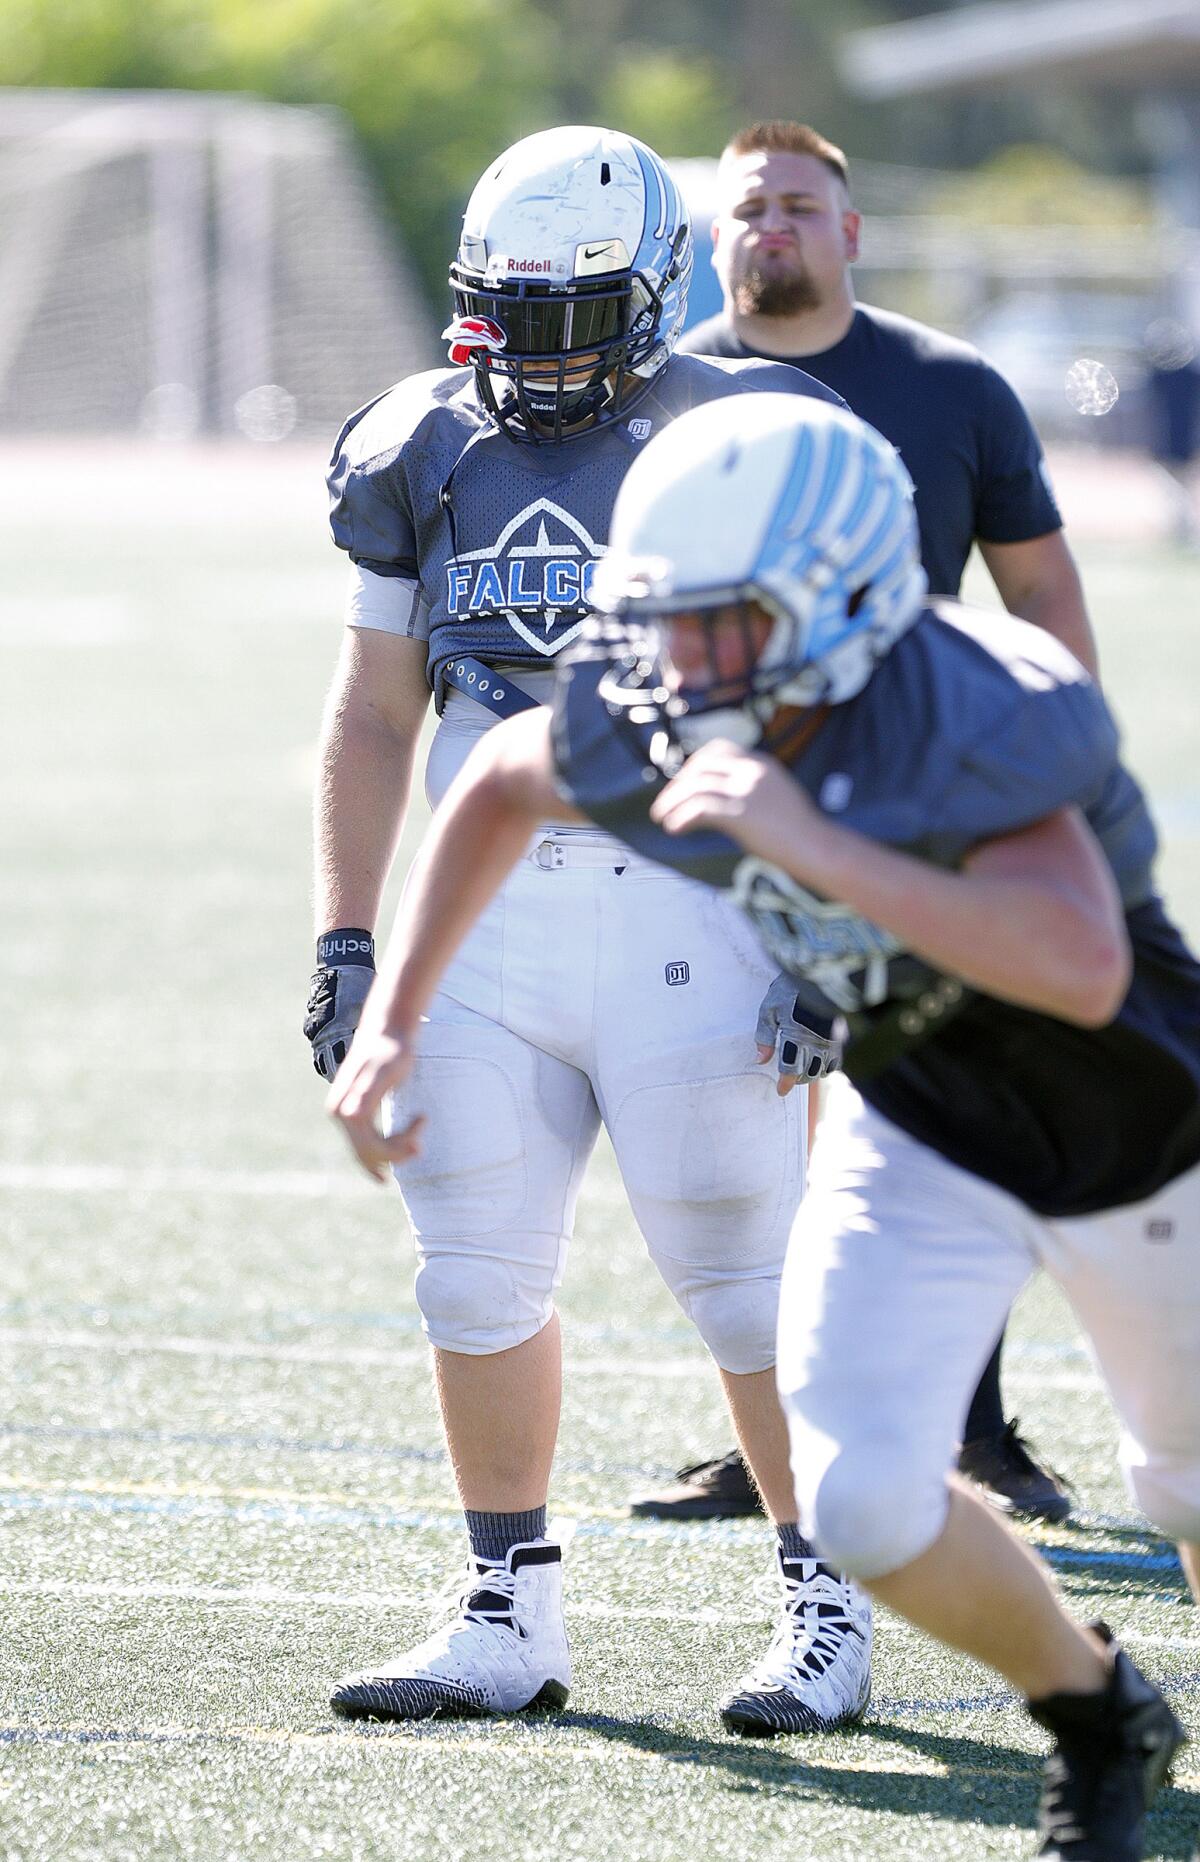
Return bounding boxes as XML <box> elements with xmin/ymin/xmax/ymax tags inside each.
<box><xmin>0</xmin><ymin>1422</ymin><xmax>1156</xmax><ymax>1510</ymax></box>
<box><xmin>0</xmin><ymin>1490</ymin><xmax>760</xmax><ymax>1538</ymax></box>
<box><xmin>0</xmin><ymin>1421</ymin><xmax>653</xmax><ymax>1482</ymax></box>
<box><xmin>0</xmin><ymin>1487</ymin><xmax>1187</xmax><ymax>1577</ymax></box>
<box><xmin>875</xmin><ymin>1689</ymin><xmax>1015</xmax><ymax>1715</ymax></box>
<box><xmin>0</xmin><ymin>1728</ymin><xmax>200</xmax><ymax>1748</ymax></box>
<box><xmin>0</xmin><ymin>1296</ymin><xmax>1093</xmax><ymax>1362</ymax></box>
<box><xmin>1041</xmin><ymin>1545</ymin><xmax>1182</xmax><ymax>1573</ymax></box>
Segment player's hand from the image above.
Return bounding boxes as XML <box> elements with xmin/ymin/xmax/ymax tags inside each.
<box><xmin>303</xmin><ymin>932</ymin><xmax>378</xmax><ymax>1081</ymax></box>
<box><xmin>304</xmin><ymin>964</ymin><xmax>375</xmax><ymax>1080</ymax></box>
<box><xmin>325</xmin><ymin>1025</ymin><xmax>426</xmax><ymax>1183</ymax></box>
<box><xmin>754</xmin><ymin>973</ymin><xmax>843</xmax><ymax>1096</ymax></box>
<box><xmin>649</xmin><ymin>740</ymin><xmax>820</xmax><ymax>866</ymax></box>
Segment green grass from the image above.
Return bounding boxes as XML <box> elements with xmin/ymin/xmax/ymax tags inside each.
<box><xmin>1</xmin><ymin>446</ymin><xmax>1198</xmax><ymax>1860</ymax></box>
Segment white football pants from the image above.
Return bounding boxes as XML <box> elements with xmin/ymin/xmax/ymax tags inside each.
<box><xmin>385</xmin><ymin>687</ymin><xmax>806</xmax><ymax>1369</ymax></box>
<box><xmin>778</xmin><ymin>1074</ymin><xmax>1200</xmax><ymax>1577</ymax></box>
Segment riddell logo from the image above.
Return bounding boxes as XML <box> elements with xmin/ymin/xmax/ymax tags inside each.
<box><xmin>505</xmin><ymin>257</ymin><xmax>553</xmax><ymax>274</ymax></box>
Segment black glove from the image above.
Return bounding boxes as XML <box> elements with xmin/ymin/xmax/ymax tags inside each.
<box><xmin>303</xmin><ymin>928</ymin><xmax>376</xmax><ymax>1081</ymax></box>
<box><xmin>754</xmin><ymin>973</ymin><xmax>844</xmax><ymax>1087</ymax></box>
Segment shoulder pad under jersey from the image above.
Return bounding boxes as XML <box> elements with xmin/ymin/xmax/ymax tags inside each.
<box><xmin>655</xmin><ymin>350</ymin><xmax>848</xmax><ymax>412</ymax></box>
<box><xmin>327</xmin><ymin>369</ymin><xmax>486</xmax><ymax>571</ymax></box>
<box><xmin>916</xmin><ymin>600</ymin><xmax>1119</xmax><ymax>846</ymax></box>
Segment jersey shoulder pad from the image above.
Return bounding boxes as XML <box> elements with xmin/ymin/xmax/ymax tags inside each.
<box><xmin>928</xmin><ymin>596</ymin><xmax>1090</xmax><ymax>692</ymax></box>
<box><xmin>329</xmin><ymin>368</ymin><xmax>478</xmax><ymax>475</ymax></box>
<box><xmin>327</xmin><ymin>370</ymin><xmax>483</xmax><ymax>570</ymax></box>
<box><xmin>919</xmin><ymin>600</ymin><xmax>1118</xmax><ymax>834</ymax></box>
<box><xmin>667</xmin><ymin>350</ymin><xmax>847</xmax><ymax>410</ymax></box>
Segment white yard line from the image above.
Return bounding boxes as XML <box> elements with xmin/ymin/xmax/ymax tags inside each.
<box><xmin>0</xmin><ymin>1163</ymin><xmax>373</xmax><ymax>1199</ymax></box>
<box><xmin>0</xmin><ymin>1575</ymin><xmax>764</xmax><ymax>1626</ymax></box>
<box><xmin>0</xmin><ymin>1326</ymin><xmax>705</xmax><ymax>1378</ymax></box>
<box><xmin>5</xmin><ymin>1575</ymin><xmax>1191</xmax><ymax>1645</ymax></box>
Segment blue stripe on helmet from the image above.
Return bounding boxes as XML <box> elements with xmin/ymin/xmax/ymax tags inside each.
<box><xmin>631</xmin><ymin>140</ymin><xmax>671</xmax><ymax>266</ymax></box>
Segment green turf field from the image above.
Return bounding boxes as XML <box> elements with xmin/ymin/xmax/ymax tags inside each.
<box><xmin>2</xmin><ymin>445</ymin><xmax>1199</xmax><ymax>1859</ymax></box>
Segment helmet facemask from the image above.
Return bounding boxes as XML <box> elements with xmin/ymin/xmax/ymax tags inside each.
<box><xmin>596</xmin><ymin>570</ymin><xmax>876</xmax><ymax>756</ymax></box>
<box><xmin>446</xmin><ymin>263</ymin><xmax>668</xmax><ymax>443</ymax></box>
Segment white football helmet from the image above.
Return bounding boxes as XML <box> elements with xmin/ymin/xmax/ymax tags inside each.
<box><xmin>592</xmin><ymin>394</ymin><xmax>928</xmax><ymax>742</ymax></box>
<box><xmin>444</xmin><ymin>125</ymin><xmax>692</xmax><ymax>443</ymax></box>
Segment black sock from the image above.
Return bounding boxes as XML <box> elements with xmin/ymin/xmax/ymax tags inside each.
<box><xmin>963</xmin><ymin>1332</ymin><xmax>1006</xmax><ymax>1442</ymax></box>
<box><xmin>777</xmin><ymin>1522</ymin><xmax>817</xmax><ymax>1563</ymax></box>
<box><xmin>465</xmin><ymin>1506</ymin><xmax>548</xmax><ymax>1565</ymax></box>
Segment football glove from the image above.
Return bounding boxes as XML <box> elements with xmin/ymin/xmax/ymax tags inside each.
<box><xmin>303</xmin><ymin>928</ymin><xmax>376</xmax><ymax>1082</ymax></box>
<box><xmin>754</xmin><ymin>973</ymin><xmax>843</xmax><ymax>1087</ymax></box>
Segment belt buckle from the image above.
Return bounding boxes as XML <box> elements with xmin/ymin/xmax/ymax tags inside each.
<box><xmin>533</xmin><ymin>839</ymin><xmax>565</xmax><ymax>870</ymax></box>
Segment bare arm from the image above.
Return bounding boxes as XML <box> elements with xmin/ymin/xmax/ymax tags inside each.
<box><xmin>313</xmin><ymin>629</ymin><xmax>432</xmax><ymax>935</ymax></box>
<box><xmin>651</xmin><ymin>747</ymin><xmax>1131</xmax><ymax>1028</ymax></box>
<box><xmin>979</xmin><ymin>531</ymin><xmax>1099</xmax><ymax>678</ymax></box>
<box><xmin>327</xmin><ymin>707</ymin><xmax>584</xmax><ymax>1177</ymax></box>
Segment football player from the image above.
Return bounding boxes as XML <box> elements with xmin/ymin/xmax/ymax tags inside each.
<box><xmin>330</xmin><ymin>394</ymin><xmax>1199</xmax><ymax>1860</ymax></box>
<box><xmin>308</xmin><ymin>126</ymin><xmax>870</xmax><ymax>1733</ymax></box>
<box><xmin>638</xmin><ymin>116</ymin><xmax>1095</xmax><ymax>1528</ymax></box>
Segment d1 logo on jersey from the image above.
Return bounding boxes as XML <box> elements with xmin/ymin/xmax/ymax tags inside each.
<box><xmin>445</xmin><ymin>497</ymin><xmax>605</xmax><ymax>658</ymax></box>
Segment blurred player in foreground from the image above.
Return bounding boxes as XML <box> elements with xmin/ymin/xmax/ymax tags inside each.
<box><xmin>307</xmin><ymin>125</ymin><xmax>871</xmax><ymax>1734</ymax></box>
<box><xmin>330</xmin><ymin>395</ymin><xmax>1199</xmax><ymax>1861</ymax></box>
<box><xmin>636</xmin><ymin>116</ymin><xmax>1097</xmax><ymax>1528</ymax></box>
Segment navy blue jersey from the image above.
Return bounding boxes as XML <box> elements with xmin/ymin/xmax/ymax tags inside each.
<box><xmin>551</xmin><ymin>603</ymin><xmax>1200</xmax><ymax>1216</ymax></box>
<box><xmin>327</xmin><ymin>355</ymin><xmax>844</xmax><ymax>707</ymax></box>
<box><xmin>680</xmin><ymin>307</ymin><xmax>1061</xmax><ymax>597</ymax></box>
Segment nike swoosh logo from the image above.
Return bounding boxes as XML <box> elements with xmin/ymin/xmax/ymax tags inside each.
<box><xmin>583</xmin><ymin>244</ymin><xmax>616</xmax><ymax>260</ymax></box>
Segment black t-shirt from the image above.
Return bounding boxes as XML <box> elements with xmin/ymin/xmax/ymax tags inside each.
<box><xmin>680</xmin><ymin>305</ymin><xmax>1062</xmax><ymax>597</ymax></box>
<box><xmin>552</xmin><ymin>604</ymin><xmax>1200</xmax><ymax>1217</ymax></box>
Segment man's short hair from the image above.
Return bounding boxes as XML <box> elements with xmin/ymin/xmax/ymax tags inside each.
<box><xmin>721</xmin><ymin>121</ymin><xmax>849</xmax><ymax>193</ymax></box>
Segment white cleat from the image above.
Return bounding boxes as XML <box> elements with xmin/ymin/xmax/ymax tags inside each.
<box><xmin>330</xmin><ymin>1540</ymin><xmax>571</xmax><ymax>1721</ymax></box>
<box><xmin>720</xmin><ymin>1548</ymin><xmax>873</xmax><ymax>1736</ymax></box>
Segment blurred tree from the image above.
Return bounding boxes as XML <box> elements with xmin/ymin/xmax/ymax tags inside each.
<box><xmin>0</xmin><ymin>0</ymin><xmax>1158</xmax><ymax>304</ymax></box>
<box><xmin>597</xmin><ymin>48</ymin><xmax>731</xmax><ymax>156</ymax></box>
<box><xmin>930</xmin><ymin>145</ymin><xmax>1153</xmax><ymax>227</ymax></box>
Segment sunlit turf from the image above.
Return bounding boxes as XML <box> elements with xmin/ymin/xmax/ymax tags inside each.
<box><xmin>1</xmin><ymin>447</ymin><xmax>1198</xmax><ymax>1859</ymax></box>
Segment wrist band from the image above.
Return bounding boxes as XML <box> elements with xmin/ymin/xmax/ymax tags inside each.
<box><xmin>317</xmin><ymin>928</ymin><xmax>375</xmax><ymax>969</ymax></box>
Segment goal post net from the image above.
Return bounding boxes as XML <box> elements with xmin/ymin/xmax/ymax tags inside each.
<box><xmin>0</xmin><ymin>87</ymin><xmax>436</xmax><ymax>440</ymax></box>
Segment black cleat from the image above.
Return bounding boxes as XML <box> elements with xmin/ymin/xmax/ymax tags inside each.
<box><xmin>1029</xmin><ymin>1623</ymin><xmax>1187</xmax><ymax>1859</ymax></box>
<box><xmin>958</xmin><ymin>1420</ymin><xmax>1073</xmax><ymax>1525</ymax></box>
<box><xmin>629</xmin><ymin>1449</ymin><xmax>765</xmax><ymax>1521</ymax></box>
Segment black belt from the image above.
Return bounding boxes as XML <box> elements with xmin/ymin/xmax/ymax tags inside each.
<box><xmin>441</xmin><ymin>656</ymin><xmax>538</xmax><ymax>720</ymax></box>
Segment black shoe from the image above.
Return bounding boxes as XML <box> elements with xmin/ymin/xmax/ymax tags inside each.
<box><xmin>628</xmin><ymin>1449</ymin><xmax>765</xmax><ymax>1521</ymax></box>
<box><xmin>958</xmin><ymin>1420</ymin><xmax>1073</xmax><ymax>1525</ymax></box>
<box><xmin>1029</xmin><ymin>1624</ymin><xmax>1187</xmax><ymax>1859</ymax></box>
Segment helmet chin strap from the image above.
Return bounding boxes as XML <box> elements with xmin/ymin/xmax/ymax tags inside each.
<box><xmin>517</xmin><ymin>360</ymin><xmax>615</xmax><ymax>421</ymax></box>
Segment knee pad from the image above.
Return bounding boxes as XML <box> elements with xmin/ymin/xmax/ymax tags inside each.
<box><xmin>390</xmin><ymin>1013</ymin><xmax>593</xmax><ymax>1355</ymax></box>
<box><xmin>1123</xmin><ymin>1452</ymin><xmax>1200</xmax><ymax>1546</ymax></box>
<box><xmin>414</xmin><ymin>1244</ymin><xmax>559</xmax><ymax>1355</ymax></box>
<box><xmin>791</xmin><ymin>1429</ymin><xmax>950</xmax><ymax>1580</ymax></box>
<box><xmin>669</xmin><ymin>1266</ymin><xmax>781</xmax><ymax>1375</ymax></box>
<box><xmin>609</xmin><ymin>1041</ymin><xmax>801</xmax><ymax>1373</ymax></box>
